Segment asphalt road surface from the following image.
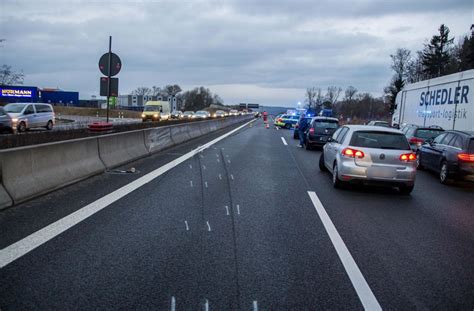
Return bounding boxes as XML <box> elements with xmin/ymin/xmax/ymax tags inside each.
<box><xmin>1</xmin><ymin>118</ymin><xmax>473</xmax><ymax>309</ymax></box>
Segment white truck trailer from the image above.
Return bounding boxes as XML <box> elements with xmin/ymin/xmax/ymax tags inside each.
<box><xmin>392</xmin><ymin>69</ymin><xmax>474</xmax><ymax>131</ymax></box>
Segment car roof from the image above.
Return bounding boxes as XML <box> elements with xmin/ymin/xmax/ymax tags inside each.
<box><xmin>344</xmin><ymin>125</ymin><xmax>402</xmax><ymax>133</ymax></box>
<box><xmin>313</xmin><ymin>116</ymin><xmax>338</xmax><ymax>121</ymax></box>
<box><xmin>444</xmin><ymin>130</ymin><xmax>474</xmax><ymax>137</ymax></box>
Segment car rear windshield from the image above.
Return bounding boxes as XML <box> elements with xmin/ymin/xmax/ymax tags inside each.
<box><xmin>314</xmin><ymin>120</ymin><xmax>338</xmax><ymax>128</ymax></box>
<box><xmin>468</xmin><ymin>139</ymin><xmax>474</xmax><ymax>153</ymax></box>
<box><xmin>350</xmin><ymin>131</ymin><xmax>411</xmax><ymax>150</ymax></box>
<box><xmin>415</xmin><ymin>129</ymin><xmax>444</xmax><ymax>139</ymax></box>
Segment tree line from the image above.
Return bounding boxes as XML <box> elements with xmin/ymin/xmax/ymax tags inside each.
<box><xmin>385</xmin><ymin>24</ymin><xmax>474</xmax><ymax>110</ymax></box>
<box><xmin>131</xmin><ymin>85</ymin><xmax>223</xmax><ymax>111</ymax></box>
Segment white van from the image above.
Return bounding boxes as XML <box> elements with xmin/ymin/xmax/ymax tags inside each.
<box><xmin>4</xmin><ymin>103</ymin><xmax>55</xmax><ymax>132</ymax></box>
<box><xmin>392</xmin><ymin>69</ymin><xmax>474</xmax><ymax>131</ymax></box>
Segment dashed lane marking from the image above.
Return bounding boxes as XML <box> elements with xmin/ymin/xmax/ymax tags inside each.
<box><xmin>236</xmin><ymin>204</ymin><xmax>240</xmax><ymax>215</ymax></box>
<box><xmin>225</xmin><ymin>205</ymin><xmax>230</xmax><ymax>215</ymax></box>
<box><xmin>206</xmin><ymin>221</ymin><xmax>211</xmax><ymax>232</ymax></box>
<box><xmin>171</xmin><ymin>296</ymin><xmax>176</xmax><ymax>311</ymax></box>
<box><xmin>307</xmin><ymin>191</ymin><xmax>381</xmax><ymax>311</ymax></box>
<box><xmin>184</xmin><ymin>221</ymin><xmax>189</xmax><ymax>231</ymax></box>
<box><xmin>0</xmin><ymin>119</ymin><xmax>255</xmax><ymax>269</ymax></box>
<box><xmin>281</xmin><ymin>137</ymin><xmax>288</xmax><ymax>145</ymax></box>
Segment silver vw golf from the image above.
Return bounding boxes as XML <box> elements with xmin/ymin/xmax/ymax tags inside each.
<box><xmin>319</xmin><ymin>125</ymin><xmax>417</xmax><ymax>194</ymax></box>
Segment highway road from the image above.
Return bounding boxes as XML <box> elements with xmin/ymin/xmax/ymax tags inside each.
<box><xmin>1</xmin><ymin>118</ymin><xmax>473</xmax><ymax>309</ymax></box>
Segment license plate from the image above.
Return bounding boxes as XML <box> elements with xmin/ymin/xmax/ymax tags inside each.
<box><xmin>367</xmin><ymin>166</ymin><xmax>396</xmax><ymax>178</ymax></box>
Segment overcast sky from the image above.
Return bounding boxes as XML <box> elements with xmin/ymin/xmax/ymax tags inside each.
<box><xmin>1</xmin><ymin>0</ymin><xmax>473</xmax><ymax>107</ymax></box>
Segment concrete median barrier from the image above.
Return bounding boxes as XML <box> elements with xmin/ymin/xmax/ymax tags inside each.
<box><xmin>144</xmin><ymin>127</ymin><xmax>174</xmax><ymax>153</ymax></box>
<box><xmin>0</xmin><ymin>184</ymin><xmax>12</xmax><ymax>210</ymax></box>
<box><xmin>170</xmin><ymin>124</ymin><xmax>192</xmax><ymax>144</ymax></box>
<box><xmin>98</xmin><ymin>130</ymin><xmax>149</xmax><ymax>168</ymax></box>
<box><xmin>0</xmin><ymin>138</ymin><xmax>105</xmax><ymax>204</ymax></box>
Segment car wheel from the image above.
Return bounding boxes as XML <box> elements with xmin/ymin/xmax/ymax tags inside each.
<box><xmin>332</xmin><ymin>162</ymin><xmax>344</xmax><ymax>189</ymax></box>
<box><xmin>399</xmin><ymin>185</ymin><xmax>414</xmax><ymax>195</ymax></box>
<box><xmin>46</xmin><ymin>120</ymin><xmax>53</xmax><ymax>130</ymax></box>
<box><xmin>319</xmin><ymin>153</ymin><xmax>327</xmax><ymax>172</ymax></box>
<box><xmin>285</xmin><ymin>123</ymin><xmax>291</xmax><ymax>129</ymax></box>
<box><xmin>17</xmin><ymin>121</ymin><xmax>26</xmax><ymax>132</ymax></box>
<box><xmin>439</xmin><ymin>161</ymin><xmax>451</xmax><ymax>184</ymax></box>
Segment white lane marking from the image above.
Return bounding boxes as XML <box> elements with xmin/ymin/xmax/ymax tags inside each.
<box><xmin>202</xmin><ymin>165</ymin><xmax>206</xmax><ymax>170</ymax></box>
<box><xmin>253</xmin><ymin>300</ymin><xmax>258</xmax><ymax>311</ymax></box>
<box><xmin>236</xmin><ymin>204</ymin><xmax>240</xmax><ymax>215</ymax></box>
<box><xmin>307</xmin><ymin>191</ymin><xmax>381</xmax><ymax>311</ymax></box>
<box><xmin>216</xmin><ymin>154</ymin><xmax>219</xmax><ymax>157</ymax></box>
<box><xmin>204</xmin><ymin>299</ymin><xmax>209</xmax><ymax>311</ymax></box>
<box><xmin>225</xmin><ymin>205</ymin><xmax>230</xmax><ymax>215</ymax></box>
<box><xmin>184</xmin><ymin>220</ymin><xmax>189</xmax><ymax>231</ymax></box>
<box><xmin>217</xmin><ymin>159</ymin><xmax>220</xmax><ymax>163</ymax></box>
<box><xmin>190</xmin><ymin>180</ymin><xmax>193</xmax><ymax>187</ymax></box>
<box><xmin>199</xmin><ymin>154</ymin><xmax>204</xmax><ymax>158</ymax></box>
<box><xmin>281</xmin><ymin>137</ymin><xmax>288</xmax><ymax>145</ymax></box>
<box><xmin>205</xmin><ymin>181</ymin><xmax>208</xmax><ymax>188</ymax></box>
<box><xmin>171</xmin><ymin>296</ymin><xmax>176</xmax><ymax>311</ymax></box>
<box><xmin>227</xmin><ymin>159</ymin><xmax>231</xmax><ymax>164</ymax></box>
<box><xmin>189</xmin><ymin>164</ymin><xmax>193</xmax><ymax>169</ymax></box>
<box><xmin>230</xmin><ymin>174</ymin><xmax>234</xmax><ymax>180</ymax></box>
<box><xmin>206</xmin><ymin>221</ymin><xmax>211</xmax><ymax>232</ymax></box>
<box><xmin>0</xmin><ymin>120</ymin><xmax>254</xmax><ymax>269</ymax></box>
<box><xmin>218</xmin><ymin>174</ymin><xmax>222</xmax><ymax>180</ymax></box>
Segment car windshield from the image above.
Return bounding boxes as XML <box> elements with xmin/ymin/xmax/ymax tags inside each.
<box><xmin>144</xmin><ymin>106</ymin><xmax>161</xmax><ymax>112</ymax></box>
<box><xmin>415</xmin><ymin>129</ymin><xmax>444</xmax><ymax>139</ymax></box>
<box><xmin>196</xmin><ymin>111</ymin><xmax>207</xmax><ymax>115</ymax></box>
<box><xmin>315</xmin><ymin>120</ymin><xmax>338</xmax><ymax>128</ymax></box>
<box><xmin>184</xmin><ymin>111</ymin><xmax>193</xmax><ymax>115</ymax></box>
<box><xmin>4</xmin><ymin>104</ymin><xmax>25</xmax><ymax>113</ymax></box>
<box><xmin>350</xmin><ymin>131</ymin><xmax>411</xmax><ymax>150</ymax></box>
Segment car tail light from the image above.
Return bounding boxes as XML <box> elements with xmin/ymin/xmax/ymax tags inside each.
<box><xmin>399</xmin><ymin>153</ymin><xmax>417</xmax><ymax>162</ymax></box>
<box><xmin>342</xmin><ymin>148</ymin><xmax>364</xmax><ymax>158</ymax></box>
<box><xmin>409</xmin><ymin>137</ymin><xmax>424</xmax><ymax>146</ymax></box>
<box><xmin>277</xmin><ymin>118</ymin><xmax>283</xmax><ymax>122</ymax></box>
<box><xmin>309</xmin><ymin>128</ymin><xmax>314</xmax><ymax>134</ymax></box>
<box><xmin>458</xmin><ymin>153</ymin><xmax>474</xmax><ymax>162</ymax></box>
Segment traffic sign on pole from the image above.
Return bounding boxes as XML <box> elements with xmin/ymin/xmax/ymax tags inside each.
<box><xmin>98</xmin><ymin>52</ymin><xmax>122</xmax><ymax>76</ymax></box>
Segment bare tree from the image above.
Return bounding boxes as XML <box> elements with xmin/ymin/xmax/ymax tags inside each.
<box><xmin>132</xmin><ymin>87</ymin><xmax>152</xmax><ymax>96</ymax></box>
<box><xmin>163</xmin><ymin>84</ymin><xmax>182</xmax><ymax>97</ymax></box>
<box><xmin>344</xmin><ymin>86</ymin><xmax>358</xmax><ymax>102</ymax></box>
<box><xmin>326</xmin><ymin>86</ymin><xmax>342</xmax><ymax>106</ymax></box>
<box><xmin>151</xmin><ymin>86</ymin><xmax>162</xmax><ymax>96</ymax></box>
<box><xmin>304</xmin><ymin>87</ymin><xmax>317</xmax><ymax>110</ymax></box>
<box><xmin>0</xmin><ymin>65</ymin><xmax>24</xmax><ymax>85</ymax></box>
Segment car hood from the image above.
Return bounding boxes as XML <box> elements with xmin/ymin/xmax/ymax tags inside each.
<box><xmin>6</xmin><ymin>113</ymin><xmax>21</xmax><ymax>118</ymax></box>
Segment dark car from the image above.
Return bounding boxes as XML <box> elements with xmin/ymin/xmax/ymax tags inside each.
<box><xmin>0</xmin><ymin>107</ymin><xmax>15</xmax><ymax>134</ymax></box>
<box><xmin>304</xmin><ymin>117</ymin><xmax>339</xmax><ymax>150</ymax></box>
<box><xmin>418</xmin><ymin>130</ymin><xmax>474</xmax><ymax>184</ymax></box>
<box><xmin>402</xmin><ymin>125</ymin><xmax>445</xmax><ymax>152</ymax></box>
<box><xmin>293</xmin><ymin>116</ymin><xmax>313</xmax><ymax>139</ymax></box>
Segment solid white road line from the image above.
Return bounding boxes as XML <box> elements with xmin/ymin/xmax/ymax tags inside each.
<box><xmin>0</xmin><ymin>119</ymin><xmax>255</xmax><ymax>269</ymax></box>
<box><xmin>307</xmin><ymin>191</ymin><xmax>382</xmax><ymax>311</ymax></box>
<box><xmin>281</xmin><ymin>137</ymin><xmax>288</xmax><ymax>145</ymax></box>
